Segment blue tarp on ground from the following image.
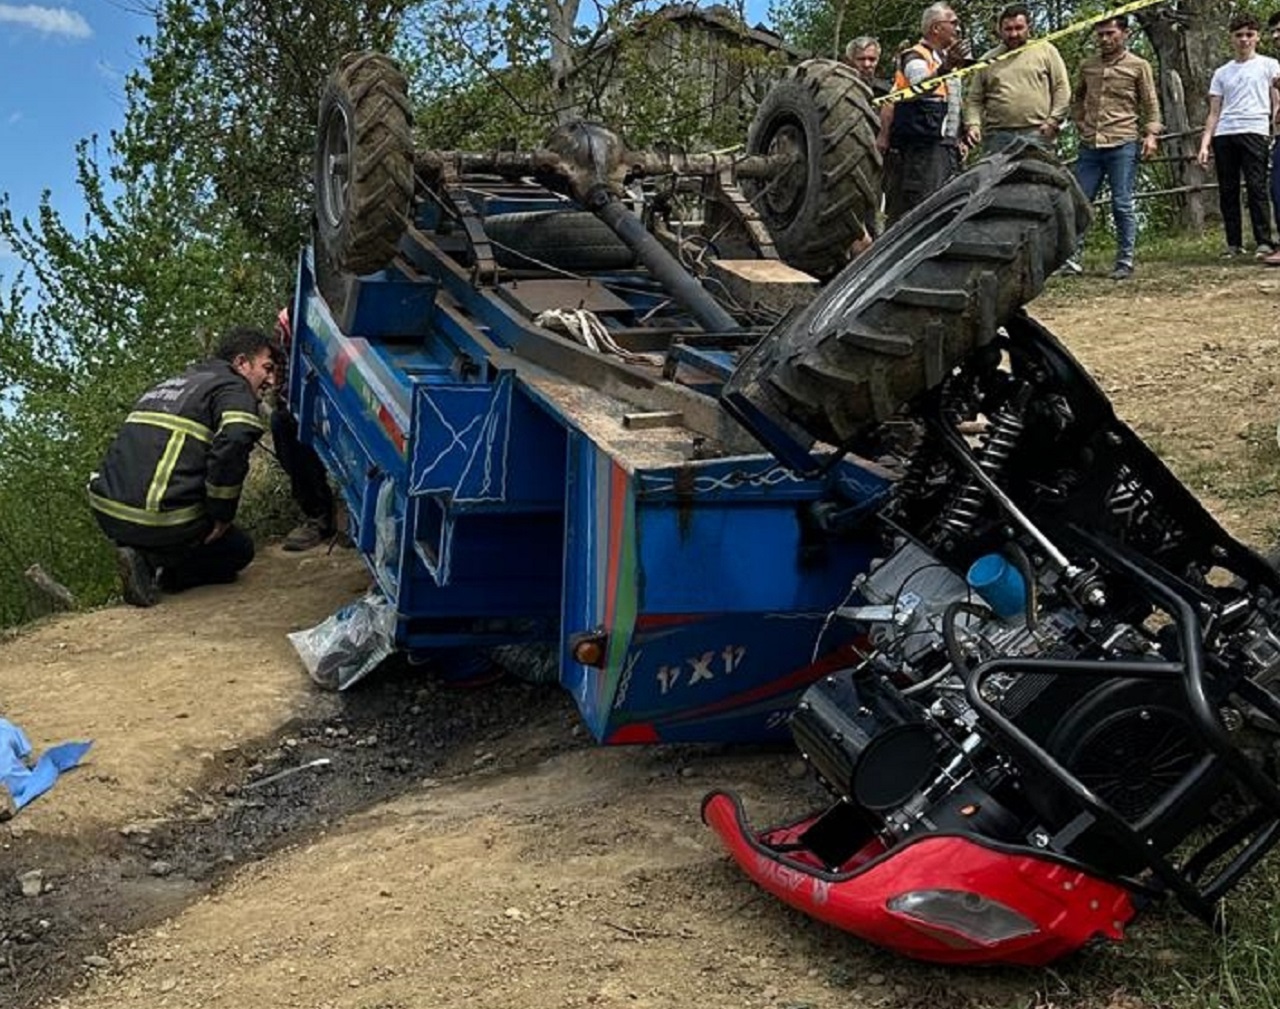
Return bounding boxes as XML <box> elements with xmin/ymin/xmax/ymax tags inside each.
<box><xmin>0</xmin><ymin>718</ymin><xmax>91</xmax><ymax>817</ymax></box>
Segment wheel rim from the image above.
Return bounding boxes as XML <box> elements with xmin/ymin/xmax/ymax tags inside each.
<box><xmin>762</xmin><ymin>121</ymin><xmax>806</xmax><ymax>221</ymax></box>
<box><xmin>319</xmin><ymin>103</ymin><xmax>352</xmax><ymax>231</ymax></box>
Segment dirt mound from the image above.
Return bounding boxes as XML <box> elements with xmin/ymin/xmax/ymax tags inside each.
<box><xmin>0</xmin><ymin>545</ymin><xmax>1024</xmax><ymax>1009</ymax></box>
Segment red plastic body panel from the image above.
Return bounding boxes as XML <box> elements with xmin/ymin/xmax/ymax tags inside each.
<box><xmin>702</xmin><ymin>791</ymin><xmax>1138</xmax><ymax>966</ymax></box>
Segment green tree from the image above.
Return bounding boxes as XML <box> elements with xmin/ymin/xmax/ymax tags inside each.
<box><xmin>118</xmin><ymin>0</ymin><xmax>416</xmax><ymax>263</ymax></box>
<box><xmin>0</xmin><ymin>142</ymin><xmax>272</xmax><ymax>622</ymax></box>
<box><xmin>406</xmin><ymin>0</ymin><xmax>789</xmax><ymax>151</ymax></box>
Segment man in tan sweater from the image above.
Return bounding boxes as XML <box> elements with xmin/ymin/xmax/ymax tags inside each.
<box><xmin>964</xmin><ymin>3</ymin><xmax>1070</xmax><ymax>155</ymax></box>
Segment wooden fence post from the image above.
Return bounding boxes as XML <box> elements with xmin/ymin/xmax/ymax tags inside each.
<box><xmin>1164</xmin><ymin>70</ymin><xmax>1207</xmax><ymax>234</ymax></box>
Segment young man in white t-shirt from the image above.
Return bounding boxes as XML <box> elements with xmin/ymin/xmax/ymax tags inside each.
<box><xmin>1198</xmin><ymin>14</ymin><xmax>1280</xmax><ymax>257</ymax></box>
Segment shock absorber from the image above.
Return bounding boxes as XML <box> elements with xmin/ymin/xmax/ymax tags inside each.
<box><xmin>938</xmin><ymin>385</ymin><xmax>1030</xmax><ymax>538</ymax></box>
<box><xmin>898</xmin><ymin>426</ymin><xmax>942</xmax><ymax>502</ymax></box>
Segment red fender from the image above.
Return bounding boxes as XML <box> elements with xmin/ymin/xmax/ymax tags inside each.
<box><xmin>702</xmin><ymin>790</ymin><xmax>1137</xmax><ymax>966</ymax></box>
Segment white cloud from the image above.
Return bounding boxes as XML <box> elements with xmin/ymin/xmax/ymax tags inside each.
<box><xmin>0</xmin><ymin>4</ymin><xmax>92</xmax><ymax>38</ymax></box>
<box><xmin>6</xmin><ymin>111</ymin><xmax>21</xmax><ymax>124</ymax></box>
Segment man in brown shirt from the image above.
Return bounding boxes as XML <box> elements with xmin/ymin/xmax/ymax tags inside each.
<box><xmin>1070</xmin><ymin>15</ymin><xmax>1162</xmax><ymax>280</ymax></box>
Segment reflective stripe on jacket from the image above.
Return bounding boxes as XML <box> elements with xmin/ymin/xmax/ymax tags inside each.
<box><xmin>890</xmin><ymin>44</ymin><xmax>950</xmax><ymax>144</ymax></box>
<box><xmin>89</xmin><ymin>360</ymin><xmax>265</xmax><ymax>548</ymax></box>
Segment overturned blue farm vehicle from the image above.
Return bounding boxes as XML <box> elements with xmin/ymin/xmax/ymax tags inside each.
<box><xmin>289</xmin><ymin>52</ymin><xmax>1280</xmax><ymax>965</ymax></box>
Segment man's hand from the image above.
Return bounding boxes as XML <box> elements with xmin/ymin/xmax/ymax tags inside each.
<box><xmin>965</xmin><ymin>124</ymin><xmax>982</xmax><ymax>148</ymax></box>
<box><xmin>940</xmin><ymin>38</ymin><xmax>971</xmax><ymax>72</ymax></box>
<box><xmin>1197</xmin><ymin>141</ymin><xmax>1212</xmax><ymax>168</ymax></box>
<box><xmin>1141</xmin><ymin>132</ymin><xmax>1159</xmax><ymax>160</ymax></box>
<box><xmin>875</xmin><ymin>130</ymin><xmax>892</xmax><ymax>154</ymax></box>
<box><xmin>204</xmin><ymin>521</ymin><xmax>229</xmax><ymax>544</ymax></box>
<box><xmin>1038</xmin><ymin>121</ymin><xmax>1060</xmax><ymax>141</ymax></box>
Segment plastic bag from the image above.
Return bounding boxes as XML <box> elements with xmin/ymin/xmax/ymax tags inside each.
<box><xmin>288</xmin><ymin>592</ymin><xmax>397</xmax><ymax>691</ymax></box>
<box><xmin>373</xmin><ymin>479</ymin><xmax>398</xmax><ymax>589</ymax></box>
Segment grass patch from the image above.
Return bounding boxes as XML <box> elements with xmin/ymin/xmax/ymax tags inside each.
<box><xmin>1026</xmin><ymin>262</ymin><xmax>1280</xmax><ymax>1006</ymax></box>
<box><xmin>1042</xmin><ymin>229</ymin><xmax>1276</xmax><ymax>297</ymax></box>
<box><xmin>1163</xmin><ymin>420</ymin><xmax>1280</xmax><ymax>508</ymax></box>
<box><xmin>1133</xmin><ymin>867</ymin><xmax>1280</xmax><ymax>1009</ymax></box>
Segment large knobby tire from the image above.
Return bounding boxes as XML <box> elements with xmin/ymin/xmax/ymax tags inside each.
<box><xmin>483</xmin><ymin>211</ymin><xmax>636</xmax><ymax>272</ymax></box>
<box><xmin>725</xmin><ymin>144</ymin><xmax>1090</xmax><ymax>449</ymax></box>
<box><xmin>745</xmin><ymin>59</ymin><xmax>881</xmax><ymax>279</ymax></box>
<box><xmin>315</xmin><ymin>51</ymin><xmax>415</xmax><ymax>276</ymax></box>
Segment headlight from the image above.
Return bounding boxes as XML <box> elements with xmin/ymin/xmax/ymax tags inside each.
<box><xmin>887</xmin><ymin>889</ymin><xmax>1039</xmax><ymax>946</ymax></box>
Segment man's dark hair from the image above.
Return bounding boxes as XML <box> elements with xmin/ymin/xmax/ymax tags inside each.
<box><xmin>998</xmin><ymin>4</ymin><xmax>1030</xmax><ymax>24</ymax></box>
<box><xmin>214</xmin><ymin>326</ymin><xmax>273</xmax><ymax>364</ymax></box>
<box><xmin>1269</xmin><ymin>11</ymin><xmax>1280</xmax><ymax>28</ymax></box>
<box><xmin>1229</xmin><ymin>13</ymin><xmax>1260</xmax><ymax>32</ymax></box>
<box><xmin>1095</xmin><ymin>14</ymin><xmax>1128</xmax><ymax>30</ymax></box>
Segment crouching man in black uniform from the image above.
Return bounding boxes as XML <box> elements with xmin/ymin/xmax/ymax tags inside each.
<box><xmin>88</xmin><ymin>327</ymin><xmax>275</xmax><ymax>607</ymax></box>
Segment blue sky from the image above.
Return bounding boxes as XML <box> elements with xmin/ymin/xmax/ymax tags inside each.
<box><xmin>0</xmin><ymin>2</ymin><xmax>152</xmax><ymax>273</ymax></box>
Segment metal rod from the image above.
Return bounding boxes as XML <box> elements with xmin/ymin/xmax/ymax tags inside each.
<box><xmin>592</xmin><ymin>194</ymin><xmax>738</xmax><ymax>333</ymax></box>
<box><xmin>243</xmin><ymin>757</ymin><xmax>332</xmax><ymax>791</ymax></box>
<box><xmin>416</xmin><ymin>149</ymin><xmax>789</xmax><ymax>184</ymax></box>
<box><xmin>930</xmin><ymin>412</ymin><xmax>1078</xmax><ymax>576</ymax></box>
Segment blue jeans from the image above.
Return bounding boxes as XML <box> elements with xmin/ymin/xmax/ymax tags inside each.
<box><xmin>1075</xmin><ymin>141</ymin><xmax>1139</xmax><ymax>267</ymax></box>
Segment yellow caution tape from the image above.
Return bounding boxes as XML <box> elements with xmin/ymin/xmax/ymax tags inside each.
<box><xmin>874</xmin><ymin>0</ymin><xmax>1168</xmax><ymax>106</ymax></box>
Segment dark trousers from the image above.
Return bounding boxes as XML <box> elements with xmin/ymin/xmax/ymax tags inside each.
<box><xmin>1270</xmin><ymin>138</ymin><xmax>1280</xmax><ymax>238</ymax></box>
<box><xmin>1212</xmin><ymin>132</ymin><xmax>1274</xmax><ymax>249</ymax></box>
<box><xmin>884</xmin><ymin>142</ymin><xmax>960</xmax><ymax>226</ymax></box>
<box><xmin>271</xmin><ymin>407</ymin><xmax>334</xmax><ymax>524</ymax></box>
<box><xmin>93</xmin><ymin>505</ymin><xmax>255</xmax><ymax>592</ymax></box>
<box><xmin>148</xmin><ymin>526</ymin><xmax>255</xmax><ymax>592</ymax></box>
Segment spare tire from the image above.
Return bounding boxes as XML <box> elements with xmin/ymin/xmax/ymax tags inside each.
<box><xmin>483</xmin><ymin>211</ymin><xmax>636</xmax><ymax>271</ymax></box>
<box><xmin>315</xmin><ymin>51</ymin><xmax>415</xmax><ymax>276</ymax></box>
<box><xmin>745</xmin><ymin>59</ymin><xmax>881</xmax><ymax>279</ymax></box>
<box><xmin>724</xmin><ymin>143</ymin><xmax>1090</xmax><ymax>452</ymax></box>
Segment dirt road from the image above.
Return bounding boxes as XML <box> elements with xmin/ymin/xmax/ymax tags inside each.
<box><xmin>2</xmin><ymin>264</ymin><xmax>1278</xmax><ymax>1009</ymax></box>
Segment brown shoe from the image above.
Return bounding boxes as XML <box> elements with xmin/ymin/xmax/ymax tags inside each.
<box><xmin>1263</xmin><ymin>249</ymin><xmax>1280</xmax><ymax>266</ymax></box>
<box><xmin>282</xmin><ymin>518</ymin><xmax>333</xmax><ymax>552</ymax></box>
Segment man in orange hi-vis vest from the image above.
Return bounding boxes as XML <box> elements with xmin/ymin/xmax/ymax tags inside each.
<box><xmin>879</xmin><ymin>3</ymin><xmax>971</xmax><ymax>224</ymax></box>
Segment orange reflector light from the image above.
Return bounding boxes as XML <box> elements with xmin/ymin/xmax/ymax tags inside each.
<box><xmin>572</xmin><ymin>634</ymin><xmax>608</xmax><ymax>667</ymax></box>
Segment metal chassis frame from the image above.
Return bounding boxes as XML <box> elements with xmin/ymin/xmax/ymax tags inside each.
<box><xmin>963</xmin><ymin>529</ymin><xmax>1280</xmax><ymax>923</ymax></box>
<box><xmin>393</xmin><ymin>222</ymin><xmax>761</xmax><ymax>453</ymax></box>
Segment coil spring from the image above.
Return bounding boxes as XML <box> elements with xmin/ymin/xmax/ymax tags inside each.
<box><xmin>938</xmin><ymin>403</ymin><xmax>1026</xmax><ymax>537</ymax></box>
<box><xmin>899</xmin><ymin>427</ymin><xmax>941</xmax><ymax>501</ymax></box>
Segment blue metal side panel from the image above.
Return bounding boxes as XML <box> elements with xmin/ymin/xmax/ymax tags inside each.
<box><xmin>559</xmin><ymin>433</ymin><xmax>617</xmax><ymax>739</ymax></box>
<box><xmin>559</xmin><ymin>450</ymin><xmax>891</xmax><ymax>744</ymax></box>
<box><xmin>348</xmin><ymin>271</ymin><xmax>439</xmax><ymax>337</ymax></box>
<box><xmin>409</xmin><ymin>373</ymin><xmax>566</xmax><ymax>512</ymax></box>
<box><xmin>411</xmin><ymin>378</ymin><xmax>514</xmax><ymax>501</ymax></box>
<box><xmin>291</xmin><ymin>250</ymin><xmax>566</xmax><ymax>651</ymax></box>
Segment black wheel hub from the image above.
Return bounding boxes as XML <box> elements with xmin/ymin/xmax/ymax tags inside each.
<box><xmin>762</xmin><ymin>122</ymin><xmax>805</xmax><ymax>221</ymax></box>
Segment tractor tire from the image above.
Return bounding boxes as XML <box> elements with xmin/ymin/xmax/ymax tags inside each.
<box><xmin>489</xmin><ymin>643</ymin><xmax>559</xmax><ymax>684</ymax></box>
<box><xmin>483</xmin><ymin>211</ymin><xmax>636</xmax><ymax>272</ymax></box>
<box><xmin>315</xmin><ymin>51</ymin><xmax>415</xmax><ymax>276</ymax></box>
<box><xmin>725</xmin><ymin>143</ymin><xmax>1090</xmax><ymax>450</ymax></box>
<box><xmin>745</xmin><ymin>58</ymin><xmax>881</xmax><ymax>279</ymax></box>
